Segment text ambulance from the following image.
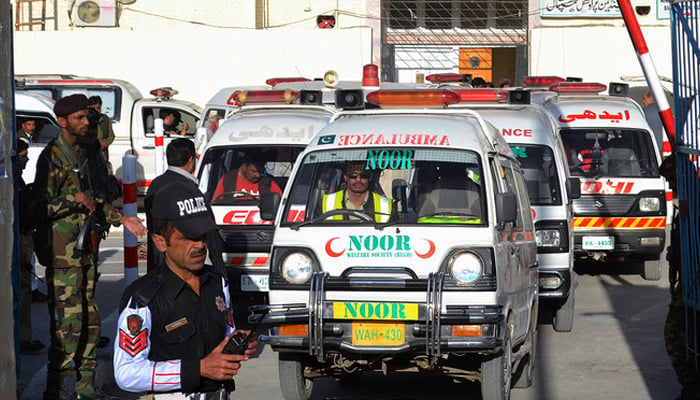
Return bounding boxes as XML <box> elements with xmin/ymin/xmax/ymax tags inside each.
<box><xmin>447</xmin><ymin>88</ymin><xmax>580</xmax><ymax>332</ymax></box>
<box><xmin>533</xmin><ymin>80</ymin><xmax>667</xmax><ymax>280</ymax></box>
<box><xmin>195</xmin><ymin>89</ymin><xmax>336</xmax><ymax>326</ymax></box>
<box><xmin>253</xmin><ymin>89</ymin><xmax>538</xmax><ymax>400</ymax></box>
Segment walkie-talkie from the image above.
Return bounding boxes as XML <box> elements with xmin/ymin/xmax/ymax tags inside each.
<box><xmin>222</xmin><ymin>329</ymin><xmax>257</xmax><ymax>355</ymax></box>
<box><xmin>222</xmin><ymin>308</ymin><xmax>268</xmax><ymax>355</ymax></box>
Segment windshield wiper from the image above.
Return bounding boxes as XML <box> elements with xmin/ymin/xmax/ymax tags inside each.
<box><xmin>289</xmin><ymin>209</ymin><xmax>374</xmax><ymax>230</ymax></box>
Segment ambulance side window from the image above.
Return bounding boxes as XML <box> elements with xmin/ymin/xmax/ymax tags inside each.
<box><xmin>499</xmin><ymin>159</ymin><xmax>529</xmax><ymax>231</ymax></box>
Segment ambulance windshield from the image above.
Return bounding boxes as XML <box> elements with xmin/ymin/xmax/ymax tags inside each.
<box><xmin>198</xmin><ymin>145</ymin><xmax>305</xmax><ymax>205</ymax></box>
<box><xmin>282</xmin><ymin>148</ymin><xmax>487</xmax><ymax>226</ymax></box>
<box><xmin>559</xmin><ymin>129</ymin><xmax>658</xmax><ymax>178</ymax></box>
<box><xmin>510</xmin><ymin>145</ymin><xmax>562</xmax><ymax>205</ymax></box>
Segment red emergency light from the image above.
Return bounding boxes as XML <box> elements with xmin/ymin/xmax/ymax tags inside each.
<box><xmin>265</xmin><ymin>77</ymin><xmax>311</xmax><ymax>87</ymax></box>
<box><xmin>549</xmin><ymin>82</ymin><xmax>607</xmax><ymax>94</ymax></box>
<box><xmin>233</xmin><ymin>89</ymin><xmax>300</xmax><ymax>105</ymax></box>
<box><xmin>521</xmin><ymin>76</ymin><xmax>565</xmax><ymax>88</ymax></box>
<box><xmin>362</xmin><ymin>64</ymin><xmax>380</xmax><ymax>87</ymax></box>
<box><xmin>150</xmin><ymin>87</ymin><xmax>178</xmax><ymax>99</ymax></box>
<box><xmin>450</xmin><ymin>89</ymin><xmax>509</xmax><ymax>103</ymax></box>
<box><xmin>366</xmin><ymin>89</ymin><xmax>461</xmax><ymax>107</ymax></box>
<box><xmin>425</xmin><ymin>73</ymin><xmax>468</xmax><ymax>84</ymax></box>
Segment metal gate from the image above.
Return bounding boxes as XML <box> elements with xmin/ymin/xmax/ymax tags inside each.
<box><xmin>671</xmin><ymin>0</ymin><xmax>700</xmax><ymax>369</ymax></box>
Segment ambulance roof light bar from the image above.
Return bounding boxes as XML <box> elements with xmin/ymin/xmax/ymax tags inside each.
<box><xmin>522</xmin><ymin>76</ymin><xmax>566</xmax><ymax>88</ymax></box>
<box><xmin>266</xmin><ymin>77</ymin><xmax>311</xmax><ymax>87</ymax></box>
<box><xmin>366</xmin><ymin>89</ymin><xmax>461</xmax><ymax>107</ymax></box>
<box><xmin>233</xmin><ymin>89</ymin><xmax>300</xmax><ymax>105</ymax></box>
<box><xmin>425</xmin><ymin>73</ymin><xmax>472</xmax><ymax>84</ymax></box>
<box><xmin>449</xmin><ymin>88</ymin><xmax>510</xmax><ymax>103</ymax></box>
<box><xmin>150</xmin><ymin>87</ymin><xmax>178</xmax><ymax>100</ymax></box>
<box><xmin>549</xmin><ymin>82</ymin><xmax>607</xmax><ymax>94</ymax></box>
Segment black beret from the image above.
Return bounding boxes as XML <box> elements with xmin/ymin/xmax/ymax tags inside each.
<box><xmin>54</xmin><ymin>94</ymin><xmax>89</xmax><ymax>117</ymax></box>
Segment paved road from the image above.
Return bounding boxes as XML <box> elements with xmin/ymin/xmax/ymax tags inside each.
<box><xmin>17</xmin><ymin>233</ymin><xmax>682</xmax><ymax>399</ymax></box>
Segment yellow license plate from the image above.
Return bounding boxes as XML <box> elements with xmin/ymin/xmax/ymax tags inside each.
<box><xmin>352</xmin><ymin>322</ymin><xmax>405</xmax><ymax>346</ymax></box>
<box><xmin>332</xmin><ymin>302</ymin><xmax>419</xmax><ymax>320</ymax></box>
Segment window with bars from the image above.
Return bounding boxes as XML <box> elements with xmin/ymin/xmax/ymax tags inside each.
<box><xmin>388</xmin><ymin>0</ymin><xmax>526</xmax><ymax>30</ymax></box>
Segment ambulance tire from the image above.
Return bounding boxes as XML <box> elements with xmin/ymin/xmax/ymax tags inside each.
<box><xmin>481</xmin><ymin>316</ymin><xmax>513</xmax><ymax>400</ymax></box>
<box><xmin>514</xmin><ymin>304</ymin><xmax>538</xmax><ymax>388</ymax></box>
<box><xmin>553</xmin><ymin>291</ymin><xmax>575</xmax><ymax>333</ymax></box>
<box><xmin>279</xmin><ymin>353</ymin><xmax>313</xmax><ymax>400</ymax></box>
<box><xmin>642</xmin><ymin>257</ymin><xmax>662</xmax><ymax>281</ymax></box>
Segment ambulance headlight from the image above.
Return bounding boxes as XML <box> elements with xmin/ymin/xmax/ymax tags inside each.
<box><xmin>281</xmin><ymin>252</ymin><xmax>313</xmax><ymax>284</ymax></box>
<box><xmin>536</xmin><ymin>229</ymin><xmax>561</xmax><ymax>247</ymax></box>
<box><xmin>449</xmin><ymin>252</ymin><xmax>483</xmax><ymax>284</ymax></box>
<box><xmin>639</xmin><ymin>197</ymin><xmax>660</xmax><ymax>212</ymax></box>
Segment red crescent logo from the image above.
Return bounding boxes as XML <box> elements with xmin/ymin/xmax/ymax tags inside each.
<box><xmin>325</xmin><ymin>237</ymin><xmax>346</xmax><ymax>257</ymax></box>
<box><xmin>415</xmin><ymin>239</ymin><xmax>436</xmax><ymax>259</ymax></box>
<box><xmin>532</xmin><ymin>208</ymin><xmax>536</xmax><ymax>219</ymax></box>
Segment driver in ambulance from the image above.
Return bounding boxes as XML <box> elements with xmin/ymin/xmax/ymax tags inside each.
<box><xmin>211</xmin><ymin>152</ymin><xmax>282</xmax><ymax>201</ymax></box>
<box><xmin>321</xmin><ymin>161</ymin><xmax>393</xmax><ymax>223</ymax></box>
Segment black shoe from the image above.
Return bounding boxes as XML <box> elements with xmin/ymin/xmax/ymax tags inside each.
<box><xmin>97</xmin><ymin>336</ymin><xmax>110</xmax><ymax>348</ymax></box>
<box><xmin>32</xmin><ymin>289</ymin><xmax>49</xmax><ymax>302</ymax></box>
<box><xmin>20</xmin><ymin>339</ymin><xmax>45</xmax><ymax>354</ymax></box>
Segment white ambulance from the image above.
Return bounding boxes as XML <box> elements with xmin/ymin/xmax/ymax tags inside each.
<box><xmin>442</xmin><ymin>87</ymin><xmax>579</xmax><ymax>332</ymax></box>
<box><xmin>195</xmin><ymin>89</ymin><xmax>337</xmax><ymax>327</ymax></box>
<box><xmin>14</xmin><ymin>91</ymin><xmax>59</xmax><ymax>183</ymax></box>
<box><xmin>532</xmin><ymin>79</ymin><xmax>668</xmax><ymax>280</ymax></box>
<box><xmin>16</xmin><ymin>75</ymin><xmax>202</xmax><ymax>194</ymax></box>
<box><xmin>253</xmin><ymin>89</ymin><xmax>539</xmax><ymax>400</ymax></box>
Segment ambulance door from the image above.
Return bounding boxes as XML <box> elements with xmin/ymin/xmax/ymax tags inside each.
<box><xmin>497</xmin><ymin>156</ymin><xmax>537</xmax><ymax>339</ymax></box>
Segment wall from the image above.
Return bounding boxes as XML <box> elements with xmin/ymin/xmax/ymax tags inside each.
<box><xmin>530</xmin><ymin>26</ymin><xmax>673</xmax><ymax>86</ymax></box>
<box><xmin>14</xmin><ymin>27</ymin><xmax>373</xmax><ymax>107</ymax></box>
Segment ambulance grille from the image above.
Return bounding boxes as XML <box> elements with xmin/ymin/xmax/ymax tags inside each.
<box><xmin>573</xmin><ymin>196</ymin><xmax>636</xmax><ymax>215</ymax></box>
<box><xmin>219</xmin><ymin>226</ymin><xmax>274</xmax><ymax>253</ymax></box>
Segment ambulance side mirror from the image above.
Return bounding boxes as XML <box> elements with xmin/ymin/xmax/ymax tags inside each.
<box><xmin>496</xmin><ymin>192</ymin><xmax>517</xmax><ymax>224</ymax></box>
<box><xmin>259</xmin><ymin>192</ymin><xmax>281</xmax><ymax>221</ymax></box>
<box><xmin>567</xmin><ymin>177</ymin><xmax>581</xmax><ymax>200</ymax></box>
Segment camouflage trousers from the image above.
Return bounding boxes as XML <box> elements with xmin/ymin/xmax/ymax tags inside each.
<box><xmin>45</xmin><ymin>262</ymin><xmax>101</xmax><ymax>397</ymax></box>
<box><xmin>665</xmin><ymin>293</ymin><xmax>700</xmax><ymax>388</ymax></box>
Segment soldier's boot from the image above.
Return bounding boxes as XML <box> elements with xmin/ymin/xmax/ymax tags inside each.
<box><xmin>43</xmin><ymin>372</ymin><xmax>71</xmax><ymax>400</ymax></box>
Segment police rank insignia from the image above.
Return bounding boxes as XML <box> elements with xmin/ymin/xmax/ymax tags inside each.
<box><xmin>119</xmin><ymin>314</ymin><xmax>147</xmax><ymax>357</ymax></box>
<box><xmin>215</xmin><ymin>296</ymin><xmax>226</xmax><ymax>312</ymax></box>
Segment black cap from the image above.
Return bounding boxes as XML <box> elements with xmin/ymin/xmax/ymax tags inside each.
<box><xmin>54</xmin><ymin>94</ymin><xmax>89</xmax><ymax>117</ymax></box>
<box><xmin>151</xmin><ymin>182</ymin><xmax>217</xmax><ymax>239</ymax></box>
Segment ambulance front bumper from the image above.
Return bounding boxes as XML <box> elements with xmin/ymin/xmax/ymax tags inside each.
<box><xmin>573</xmin><ymin>228</ymin><xmax>666</xmax><ymax>257</ymax></box>
<box><xmin>253</xmin><ymin>272</ymin><xmax>506</xmax><ymax>362</ymax></box>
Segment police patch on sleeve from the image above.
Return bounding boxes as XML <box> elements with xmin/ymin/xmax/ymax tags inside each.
<box><xmin>119</xmin><ymin>314</ymin><xmax>148</xmax><ymax>357</ymax></box>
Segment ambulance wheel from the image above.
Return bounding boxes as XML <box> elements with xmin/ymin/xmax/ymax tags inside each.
<box><xmin>514</xmin><ymin>304</ymin><xmax>537</xmax><ymax>388</ymax></box>
<box><xmin>553</xmin><ymin>292</ymin><xmax>575</xmax><ymax>333</ymax></box>
<box><xmin>642</xmin><ymin>257</ymin><xmax>662</xmax><ymax>281</ymax></box>
<box><xmin>279</xmin><ymin>353</ymin><xmax>313</xmax><ymax>400</ymax></box>
<box><xmin>481</xmin><ymin>317</ymin><xmax>513</xmax><ymax>400</ymax></box>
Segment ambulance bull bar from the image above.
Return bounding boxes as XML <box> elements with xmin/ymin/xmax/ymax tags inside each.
<box><xmin>253</xmin><ymin>272</ymin><xmax>505</xmax><ymax>364</ymax></box>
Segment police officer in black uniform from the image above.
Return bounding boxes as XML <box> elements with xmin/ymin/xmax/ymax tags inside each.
<box><xmin>113</xmin><ymin>181</ymin><xmax>257</xmax><ymax>399</ymax></box>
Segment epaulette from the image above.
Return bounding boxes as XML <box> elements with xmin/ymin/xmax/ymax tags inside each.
<box><xmin>132</xmin><ymin>273</ymin><xmax>164</xmax><ymax>307</ymax></box>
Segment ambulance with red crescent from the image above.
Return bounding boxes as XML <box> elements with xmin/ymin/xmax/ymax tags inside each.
<box><xmin>437</xmin><ymin>85</ymin><xmax>580</xmax><ymax>332</ymax></box>
<box><xmin>530</xmin><ymin>78</ymin><xmax>668</xmax><ymax>280</ymax></box>
<box><xmin>253</xmin><ymin>89</ymin><xmax>538</xmax><ymax>400</ymax></box>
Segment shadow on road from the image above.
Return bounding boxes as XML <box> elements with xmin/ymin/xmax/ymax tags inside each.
<box><xmin>576</xmin><ymin>259</ymin><xmax>680</xmax><ymax>400</ymax></box>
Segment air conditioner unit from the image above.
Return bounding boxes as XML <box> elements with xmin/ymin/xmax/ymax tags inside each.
<box><xmin>75</xmin><ymin>0</ymin><xmax>117</xmax><ymax>27</ymax></box>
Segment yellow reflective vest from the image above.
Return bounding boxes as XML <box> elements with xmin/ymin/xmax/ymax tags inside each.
<box><xmin>321</xmin><ymin>190</ymin><xmax>391</xmax><ymax>223</ymax></box>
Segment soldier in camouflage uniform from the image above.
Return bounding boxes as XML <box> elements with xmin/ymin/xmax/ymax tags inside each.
<box><xmin>661</xmin><ymin>154</ymin><xmax>700</xmax><ymax>400</ymax></box>
<box><xmin>34</xmin><ymin>94</ymin><xmax>145</xmax><ymax>400</ymax></box>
